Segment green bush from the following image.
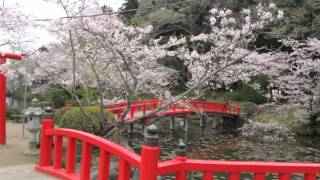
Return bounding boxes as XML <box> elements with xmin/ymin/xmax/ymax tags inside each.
<box><xmin>54</xmin><ymin>107</ymin><xmax>71</xmax><ymax>125</ymax></box>
<box><xmin>75</xmin><ymin>88</ymin><xmax>99</xmax><ymax>105</ymax></box>
<box><xmin>59</xmin><ymin>107</ymin><xmax>114</xmax><ymax>135</ymax></box>
<box><xmin>37</xmin><ymin>101</ymin><xmax>53</xmax><ymax>109</ymax></box>
<box><xmin>46</xmin><ymin>88</ymin><xmax>69</xmax><ymax>108</ymax></box>
<box><xmin>231</xmin><ymin>85</ymin><xmax>267</xmax><ymax>104</ymax></box>
<box><xmin>240</xmin><ymin>102</ymin><xmax>257</xmax><ymax>119</ymax></box>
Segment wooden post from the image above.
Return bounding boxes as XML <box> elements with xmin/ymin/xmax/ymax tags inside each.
<box><xmin>184</xmin><ymin>119</ymin><xmax>188</xmax><ymax>132</ymax></box>
<box><xmin>170</xmin><ymin>117</ymin><xmax>175</xmax><ymax>130</ymax></box>
<box><xmin>38</xmin><ymin>120</ymin><xmax>54</xmax><ymax>167</ymax></box>
<box><xmin>140</xmin><ymin>125</ymin><xmax>160</xmax><ymax>180</ymax></box>
<box><xmin>0</xmin><ymin>73</ymin><xmax>6</xmax><ymax>145</ymax></box>
<box><xmin>128</xmin><ymin>123</ymin><xmax>133</xmax><ymax>134</ymax></box>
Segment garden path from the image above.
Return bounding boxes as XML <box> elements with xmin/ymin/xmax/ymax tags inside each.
<box><xmin>0</xmin><ymin>122</ymin><xmax>56</xmax><ymax>179</ymax></box>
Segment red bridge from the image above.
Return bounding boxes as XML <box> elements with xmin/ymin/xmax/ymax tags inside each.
<box><xmin>36</xmin><ymin>120</ymin><xmax>320</xmax><ymax>180</ymax></box>
<box><xmin>106</xmin><ymin>99</ymin><xmax>241</xmax><ymax>122</ymax></box>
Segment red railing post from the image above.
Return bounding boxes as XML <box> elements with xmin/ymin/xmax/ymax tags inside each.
<box><xmin>254</xmin><ymin>173</ymin><xmax>265</xmax><ymax>180</ymax></box>
<box><xmin>142</xmin><ymin>104</ymin><xmax>147</xmax><ymax>115</ymax></box>
<box><xmin>173</xmin><ymin>104</ymin><xmax>177</xmax><ymax>113</ymax></box>
<box><xmin>140</xmin><ymin>125</ymin><xmax>160</xmax><ymax>180</ymax></box>
<box><xmin>38</xmin><ymin>119</ymin><xmax>54</xmax><ymax>167</ymax></box>
<box><xmin>305</xmin><ymin>174</ymin><xmax>316</xmax><ymax>180</ymax></box>
<box><xmin>0</xmin><ymin>73</ymin><xmax>6</xmax><ymax>145</ymax></box>
<box><xmin>131</xmin><ymin>106</ymin><xmax>135</xmax><ymax>118</ymax></box>
<box><xmin>98</xmin><ymin>151</ymin><xmax>111</xmax><ymax>180</ymax></box>
<box><xmin>53</xmin><ymin>136</ymin><xmax>63</xmax><ymax>169</ymax></box>
<box><xmin>80</xmin><ymin>142</ymin><xmax>92</xmax><ymax>180</ymax></box>
<box><xmin>65</xmin><ymin>137</ymin><xmax>77</xmax><ymax>174</ymax></box>
<box><xmin>203</xmin><ymin>172</ymin><xmax>213</xmax><ymax>180</ymax></box>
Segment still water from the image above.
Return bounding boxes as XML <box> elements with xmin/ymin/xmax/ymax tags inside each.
<box><xmin>124</xmin><ymin>118</ymin><xmax>320</xmax><ymax>179</ymax></box>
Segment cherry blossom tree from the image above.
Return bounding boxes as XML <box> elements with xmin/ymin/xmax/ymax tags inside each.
<box><xmin>272</xmin><ymin>38</ymin><xmax>320</xmax><ymax>109</ymax></box>
<box><xmin>166</xmin><ymin>4</ymin><xmax>284</xmax><ymax>98</ymax></box>
<box><xmin>8</xmin><ymin>1</ymin><xmax>178</xmax><ymax>134</ymax></box>
<box><xmin>0</xmin><ymin>4</ymin><xmax>28</xmax><ymax>48</ymax></box>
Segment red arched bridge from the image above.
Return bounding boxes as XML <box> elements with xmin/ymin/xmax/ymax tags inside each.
<box><xmin>106</xmin><ymin>99</ymin><xmax>241</xmax><ymax>122</ymax></box>
<box><xmin>36</xmin><ymin>119</ymin><xmax>320</xmax><ymax>180</ymax></box>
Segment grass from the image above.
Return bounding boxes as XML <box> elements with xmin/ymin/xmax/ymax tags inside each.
<box><xmin>254</xmin><ymin>111</ymin><xmax>306</xmax><ymax>132</ymax></box>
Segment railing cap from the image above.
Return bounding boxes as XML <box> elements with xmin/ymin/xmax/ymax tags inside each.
<box><xmin>144</xmin><ymin>124</ymin><xmax>159</xmax><ymax>147</ymax></box>
<box><xmin>42</xmin><ymin>106</ymin><xmax>54</xmax><ymax>119</ymax></box>
<box><xmin>176</xmin><ymin>139</ymin><xmax>187</xmax><ymax>157</ymax></box>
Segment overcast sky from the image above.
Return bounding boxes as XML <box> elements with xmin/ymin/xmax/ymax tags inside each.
<box><xmin>3</xmin><ymin>0</ymin><xmax>124</xmax><ymax>50</ymax></box>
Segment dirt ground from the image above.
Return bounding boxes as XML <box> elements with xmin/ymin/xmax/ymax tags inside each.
<box><xmin>0</xmin><ymin>122</ymin><xmax>39</xmax><ymax>167</ymax></box>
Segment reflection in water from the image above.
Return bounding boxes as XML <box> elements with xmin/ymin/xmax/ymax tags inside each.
<box><xmin>124</xmin><ymin>118</ymin><xmax>320</xmax><ymax>179</ymax></box>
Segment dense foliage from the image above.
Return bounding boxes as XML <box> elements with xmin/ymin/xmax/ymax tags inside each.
<box><xmin>59</xmin><ymin>107</ymin><xmax>114</xmax><ymax>135</ymax></box>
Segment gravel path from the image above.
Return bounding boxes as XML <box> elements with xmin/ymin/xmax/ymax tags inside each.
<box><xmin>0</xmin><ymin>122</ymin><xmax>57</xmax><ymax>179</ymax></box>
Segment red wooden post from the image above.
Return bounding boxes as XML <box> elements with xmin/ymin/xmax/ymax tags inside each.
<box><xmin>131</xmin><ymin>106</ymin><xmax>135</xmax><ymax>118</ymax></box>
<box><xmin>176</xmin><ymin>170</ymin><xmax>187</xmax><ymax>180</ymax></box>
<box><xmin>53</xmin><ymin>136</ymin><xmax>63</xmax><ymax>169</ymax></box>
<box><xmin>279</xmin><ymin>173</ymin><xmax>290</xmax><ymax>180</ymax></box>
<box><xmin>38</xmin><ymin>120</ymin><xmax>54</xmax><ymax>167</ymax></box>
<box><xmin>118</xmin><ymin>159</ymin><xmax>131</xmax><ymax>180</ymax></box>
<box><xmin>140</xmin><ymin>146</ymin><xmax>160</xmax><ymax>180</ymax></box>
<box><xmin>173</xmin><ymin>104</ymin><xmax>177</xmax><ymax>113</ymax></box>
<box><xmin>203</xmin><ymin>172</ymin><xmax>213</xmax><ymax>180</ymax></box>
<box><xmin>0</xmin><ymin>73</ymin><xmax>6</xmax><ymax>145</ymax></box>
<box><xmin>254</xmin><ymin>173</ymin><xmax>265</xmax><ymax>180</ymax></box>
<box><xmin>142</xmin><ymin>104</ymin><xmax>147</xmax><ymax>115</ymax></box>
<box><xmin>80</xmin><ymin>142</ymin><xmax>92</xmax><ymax>180</ymax></box>
<box><xmin>0</xmin><ymin>52</ymin><xmax>23</xmax><ymax>145</ymax></box>
<box><xmin>305</xmin><ymin>174</ymin><xmax>316</xmax><ymax>180</ymax></box>
<box><xmin>229</xmin><ymin>172</ymin><xmax>240</xmax><ymax>180</ymax></box>
<box><xmin>65</xmin><ymin>137</ymin><xmax>77</xmax><ymax>174</ymax></box>
<box><xmin>98</xmin><ymin>151</ymin><xmax>111</xmax><ymax>180</ymax></box>
<box><xmin>140</xmin><ymin>125</ymin><xmax>160</xmax><ymax>180</ymax></box>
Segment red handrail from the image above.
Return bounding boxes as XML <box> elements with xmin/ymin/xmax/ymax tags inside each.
<box><xmin>106</xmin><ymin>99</ymin><xmax>241</xmax><ymax>122</ymax></box>
<box><xmin>36</xmin><ymin>120</ymin><xmax>320</xmax><ymax>180</ymax></box>
<box><xmin>36</xmin><ymin>120</ymin><xmax>142</xmax><ymax>180</ymax></box>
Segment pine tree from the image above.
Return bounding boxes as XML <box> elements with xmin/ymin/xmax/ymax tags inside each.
<box><xmin>120</xmin><ymin>0</ymin><xmax>139</xmax><ymax>19</ymax></box>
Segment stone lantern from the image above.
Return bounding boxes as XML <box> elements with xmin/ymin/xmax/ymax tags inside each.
<box><xmin>24</xmin><ymin>98</ymin><xmax>42</xmax><ymax>155</ymax></box>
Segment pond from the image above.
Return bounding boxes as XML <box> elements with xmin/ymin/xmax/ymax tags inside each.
<box><xmin>122</xmin><ymin>117</ymin><xmax>320</xmax><ymax>179</ymax></box>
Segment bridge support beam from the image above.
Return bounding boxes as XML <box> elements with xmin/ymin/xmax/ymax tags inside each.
<box><xmin>212</xmin><ymin>118</ymin><xmax>217</xmax><ymax>129</ymax></box>
<box><xmin>128</xmin><ymin>123</ymin><xmax>133</xmax><ymax>134</ymax></box>
<box><xmin>211</xmin><ymin>116</ymin><xmax>223</xmax><ymax>129</ymax></box>
<box><xmin>183</xmin><ymin>119</ymin><xmax>188</xmax><ymax>132</ymax></box>
<box><xmin>170</xmin><ymin>117</ymin><xmax>175</xmax><ymax>130</ymax></box>
<box><xmin>200</xmin><ymin>114</ymin><xmax>205</xmax><ymax>128</ymax></box>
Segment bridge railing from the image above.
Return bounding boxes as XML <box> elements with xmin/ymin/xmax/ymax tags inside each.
<box><xmin>36</xmin><ymin>120</ymin><xmax>320</xmax><ymax>180</ymax></box>
<box><xmin>36</xmin><ymin>119</ymin><xmax>143</xmax><ymax>180</ymax></box>
<box><xmin>107</xmin><ymin>99</ymin><xmax>241</xmax><ymax>121</ymax></box>
<box><xmin>157</xmin><ymin>158</ymin><xmax>320</xmax><ymax>180</ymax></box>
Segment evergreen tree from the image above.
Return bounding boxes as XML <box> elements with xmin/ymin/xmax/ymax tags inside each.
<box><xmin>120</xmin><ymin>0</ymin><xmax>139</xmax><ymax>19</ymax></box>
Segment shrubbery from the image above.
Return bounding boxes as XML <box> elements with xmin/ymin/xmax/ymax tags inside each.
<box><xmin>54</xmin><ymin>107</ymin><xmax>71</xmax><ymax>125</ymax></box>
<box><xmin>240</xmin><ymin>102</ymin><xmax>257</xmax><ymax>119</ymax></box>
<box><xmin>231</xmin><ymin>85</ymin><xmax>267</xmax><ymax>104</ymax></box>
<box><xmin>46</xmin><ymin>88</ymin><xmax>69</xmax><ymax>108</ymax></box>
<box><xmin>59</xmin><ymin>106</ymin><xmax>114</xmax><ymax>135</ymax></box>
